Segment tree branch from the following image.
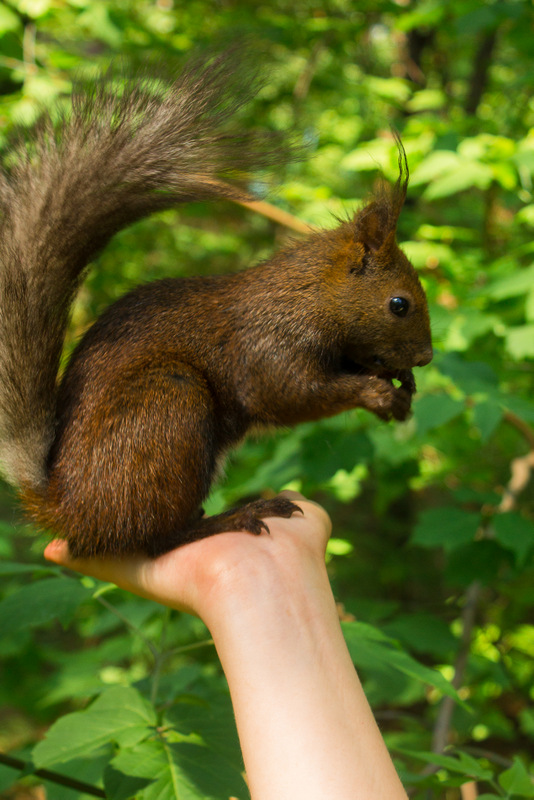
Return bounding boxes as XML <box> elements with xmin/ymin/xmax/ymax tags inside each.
<box><xmin>465</xmin><ymin>29</ymin><xmax>498</xmax><ymax>115</ymax></box>
<box><xmin>431</xmin><ymin>580</ymin><xmax>481</xmax><ymax>754</ymax></box>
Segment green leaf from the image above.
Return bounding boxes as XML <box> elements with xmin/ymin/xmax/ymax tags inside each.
<box><xmin>326</xmin><ymin>537</ymin><xmax>354</xmax><ymax>556</ymax></box>
<box><xmin>33</xmin><ymin>686</ymin><xmax>157</xmax><ymax>768</ymax></box>
<box><xmin>503</xmin><ymin>395</ymin><xmax>534</xmax><ymax>424</ymax></box>
<box><xmin>445</xmin><ymin>540</ymin><xmax>511</xmax><ymax>586</ymax></box>
<box><xmin>413</xmin><ymin>394</ymin><xmax>464</xmax><ymax>435</ymax></box>
<box><xmin>0</xmin><ymin>576</ymin><xmax>93</xmax><ymax>635</ymax></box>
<box><xmin>0</xmin><ymin>560</ymin><xmax>57</xmax><ymax>576</ymax></box>
<box><xmin>395</xmin><ymin>3</ymin><xmax>445</xmax><ymax>31</ymax></box>
<box><xmin>111</xmin><ymin>738</ymin><xmax>247</xmax><ymax>800</ymax></box>
<box><xmin>383</xmin><ymin>612</ymin><xmax>457</xmax><ymax>658</ymax></box>
<box><xmin>0</xmin><ymin>2</ymin><xmax>20</xmax><ymax>33</ymax></box>
<box><xmin>364</xmin><ymin>75</ymin><xmax>411</xmax><ymax>104</ymax></box>
<box><xmin>515</xmin><ymin>145</ymin><xmax>534</xmax><ymax>177</ymax></box>
<box><xmin>301</xmin><ymin>428</ymin><xmax>373</xmax><ymax>483</ymax></box>
<box><xmin>410</xmin><ymin>151</ymin><xmax>460</xmax><ymax>187</ymax></box>
<box><xmin>516</xmin><ymin>204</ymin><xmax>534</xmax><ymax>226</ymax></box>
<box><xmin>455</xmin><ymin>5</ymin><xmax>499</xmax><ymax>35</ymax></box>
<box><xmin>16</xmin><ymin>0</ymin><xmax>51</xmax><ymax>18</ymax></box>
<box><xmin>164</xmin><ymin>689</ymin><xmax>243</xmax><ymax>774</ymax></box>
<box><xmin>401</xmin><ymin>240</ymin><xmax>454</xmax><ymax>270</ymax></box>
<box><xmin>104</xmin><ymin>765</ymin><xmax>153</xmax><ymax>800</ymax></box>
<box><xmin>397</xmin><ymin>748</ymin><xmax>493</xmax><ymax>781</ymax></box>
<box><xmin>472</xmin><ymin>399</ymin><xmax>503</xmax><ymax>441</ymax></box>
<box><xmin>485</xmin><ymin>264</ymin><xmax>534</xmax><ymax>300</ymax></box>
<box><xmin>475</xmin><ymin>795</ymin><xmax>503</xmax><ymax>799</ymax></box>
<box><xmin>437</xmin><ymin>353</ymin><xmax>499</xmax><ymax>394</ymax></box>
<box><xmin>498</xmin><ymin>757</ymin><xmax>534</xmax><ymax>797</ymax></box>
<box><xmin>78</xmin><ymin>3</ymin><xmax>122</xmax><ymax>46</ymax></box>
<box><xmin>342</xmin><ymin>621</ymin><xmax>461</xmax><ymax>702</ymax></box>
<box><xmin>505</xmin><ymin>325</ymin><xmax>534</xmax><ymax>359</ymax></box>
<box><xmin>411</xmin><ymin>508</ymin><xmax>481</xmax><ymax>553</ymax></box>
<box><xmin>237</xmin><ymin>430</ymin><xmax>303</xmax><ymax>496</ymax></box>
<box><xmin>0</xmin><ymin>759</ymin><xmax>21</xmax><ymax>792</ymax></box>
<box><xmin>341</xmin><ymin>139</ymin><xmax>393</xmax><ymax>172</ymax></box>
<box><xmin>405</xmin><ymin>89</ymin><xmax>446</xmax><ymax>113</ymax></box>
<box><xmin>424</xmin><ymin>161</ymin><xmax>493</xmax><ymax>200</ymax></box>
<box><xmin>442</xmin><ymin>308</ymin><xmax>501</xmax><ymax>352</ymax></box>
<box><xmin>493</xmin><ymin>513</ymin><xmax>534</xmax><ymax>566</ymax></box>
<box><xmin>520</xmin><ymin>708</ymin><xmax>534</xmax><ymax>739</ymax></box>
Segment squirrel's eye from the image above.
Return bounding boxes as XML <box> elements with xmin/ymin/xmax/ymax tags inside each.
<box><xmin>389</xmin><ymin>296</ymin><xmax>410</xmax><ymax>317</ymax></box>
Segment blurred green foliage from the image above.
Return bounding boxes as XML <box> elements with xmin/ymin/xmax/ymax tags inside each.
<box><xmin>0</xmin><ymin>1</ymin><xmax>533</xmax><ymax>798</ymax></box>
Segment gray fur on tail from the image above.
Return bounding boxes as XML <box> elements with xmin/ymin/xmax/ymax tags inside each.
<box><xmin>0</xmin><ymin>47</ymin><xmax>291</xmax><ymax>489</ymax></box>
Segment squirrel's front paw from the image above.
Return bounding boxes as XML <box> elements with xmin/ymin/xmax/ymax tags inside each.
<box><xmin>361</xmin><ymin>375</ymin><xmax>413</xmax><ymax>422</ymax></box>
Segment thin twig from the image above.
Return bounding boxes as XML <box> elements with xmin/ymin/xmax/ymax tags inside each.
<box><xmin>293</xmin><ymin>41</ymin><xmax>324</xmax><ymax>103</ymax></box>
<box><xmin>95</xmin><ymin>593</ymin><xmax>160</xmax><ymax>662</ymax></box>
<box><xmin>234</xmin><ymin>197</ymin><xmax>314</xmax><ymax>234</ymax></box>
<box><xmin>185</xmin><ymin>176</ymin><xmax>314</xmax><ymax>235</ymax></box>
<box><xmin>22</xmin><ymin>21</ymin><xmax>36</xmax><ymax>67</ymax></box>
<box><xmin>150</xmin><ymin>607</ymin><xmax>171</xmax><ymax>705</ymax></box>
<box><xmin>166</xmin><ymin>637</ymin><xmax>215</xmax><ymax>656</ymax></box>
<box><xmin>0</xmin><ymin>752</ymin><xmax>106</xmax><ymax>798</ymax></box>
<box><xmin>503</xmin><ymin>410</ymin><xmax>534</xmax><ymax>449</ymax></box>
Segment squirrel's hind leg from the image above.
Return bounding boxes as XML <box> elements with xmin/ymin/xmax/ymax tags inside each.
<box><xmin>39</xmin><ymin>362</ymin><xmax>220</xmax><ymax>558</ymax></box>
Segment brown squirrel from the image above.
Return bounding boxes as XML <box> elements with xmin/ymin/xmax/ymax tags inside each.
<box><xmin>0</xmin><ymin>49</ymin><xmax>432</xmax><ymax>558</ymax></box>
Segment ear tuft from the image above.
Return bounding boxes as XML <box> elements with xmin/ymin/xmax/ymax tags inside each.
<box><xmin>354</xmin><ymin>132</ymin><xmax>408</xmax><ymax>252</ymax></box>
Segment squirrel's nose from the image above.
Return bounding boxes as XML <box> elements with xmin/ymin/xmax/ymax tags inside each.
<box><xmin>416</xmin><ymin>346</ymin><xmax>433</xmax><ymax>367</ymax></box>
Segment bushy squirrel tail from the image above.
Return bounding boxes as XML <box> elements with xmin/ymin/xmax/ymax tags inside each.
<box><xmin>0</xmin><ymin>46</ymin><xmax>292</xmax><ymax>490</ymax></box>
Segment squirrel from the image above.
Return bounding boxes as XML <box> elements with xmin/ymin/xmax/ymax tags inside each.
<box><xmin>0</xmin><ymin>48</ymin><xmax>432</xmax><ymax>558</ymax></box>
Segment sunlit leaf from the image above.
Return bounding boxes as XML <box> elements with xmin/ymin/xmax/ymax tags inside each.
<box><xmin>485</xmin><ymin>264</ymin><xmax>534</xmax><ymax>299</ymax></box>
<box><xmin>342</xmin><ymin>621</ymin><xmax>461</xmax><ymax>702</ymax></box>
<box><xmin>33</xmin><ymin>686</ymin><xmax>157</xmax><ymax>768</ymax></box>
<box><xmin>397</xmin><ymin>748</ymin><xmax>493</xmax><ymax>781</ymax></box>
<box><xmin>0</xmin><ymin>3</ymin><xmax>20</xmax><ymax>32</ymax></box>
<box><xmin>505</xmin><ymin>325</ymin><xmax>534</xmax><ymax>359</ymax></box>
<box><xmin>424</xmin><ymin>161</ymin><xmax>493</xmax><ymax>199</ymax></box>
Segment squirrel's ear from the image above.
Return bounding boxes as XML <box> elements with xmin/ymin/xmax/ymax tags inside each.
<box><xmin>356</xmin><ymin>202</ymin><xmax>391</xmax><ymax>252</ymax></box>
<box><xmin>355</xmin><ymin>133</ymin><xmax>409</xmax><ymax>253</ymax></box>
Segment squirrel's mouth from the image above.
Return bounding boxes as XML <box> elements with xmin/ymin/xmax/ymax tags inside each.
<box><xmin>340</xmin><ymin>355</ymin><xmax>416</xmax><ymax>394</ymax></box>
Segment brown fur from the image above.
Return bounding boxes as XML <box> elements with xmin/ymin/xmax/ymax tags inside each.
<box><xmin>0</xmin><ymin>49</ymin><xmax>432</xmax><ymax>557</ymax></box>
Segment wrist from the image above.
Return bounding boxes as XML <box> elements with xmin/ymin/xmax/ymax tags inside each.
<box><xmin>196</xmin><ymin>538</ymin><xmax>335</xmax><ymax>638</ymax></box>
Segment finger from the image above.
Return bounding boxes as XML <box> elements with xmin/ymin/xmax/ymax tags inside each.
<box><xmin>44</xmin><ymin>538</ymin><xmax>140</xmax><ymax>587</ymax></box>
<box><xmin>44</xmin><ymin>539</ymin><xmax>72</xmax><ymax>566</ymax></box>
<box><xmin>44</xmin><ymin>540</ymin><xmax>108</xmax><ymax>578</ymax></box>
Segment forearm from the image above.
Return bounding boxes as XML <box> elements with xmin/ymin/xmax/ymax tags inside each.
<box><xmin>204</xmin><ymin>555</ymin><xmax>407</xmax><ymax>800</ymax></box>
<box><xmin>44</xmin><ymin>497</ymin><xmax>408</xmax><ymax>799</ymax></box>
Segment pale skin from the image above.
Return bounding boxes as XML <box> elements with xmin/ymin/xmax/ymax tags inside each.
<box><xmin>44</xmin><ymin>491</ymin><xmax>408</xmax><ymax>800</ymax></box>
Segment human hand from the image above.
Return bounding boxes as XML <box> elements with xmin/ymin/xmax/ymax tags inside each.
<box><xmin>44</xmin><ymin>491</ymin><xmax>332</xmax><ymax>624</ymax></box>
